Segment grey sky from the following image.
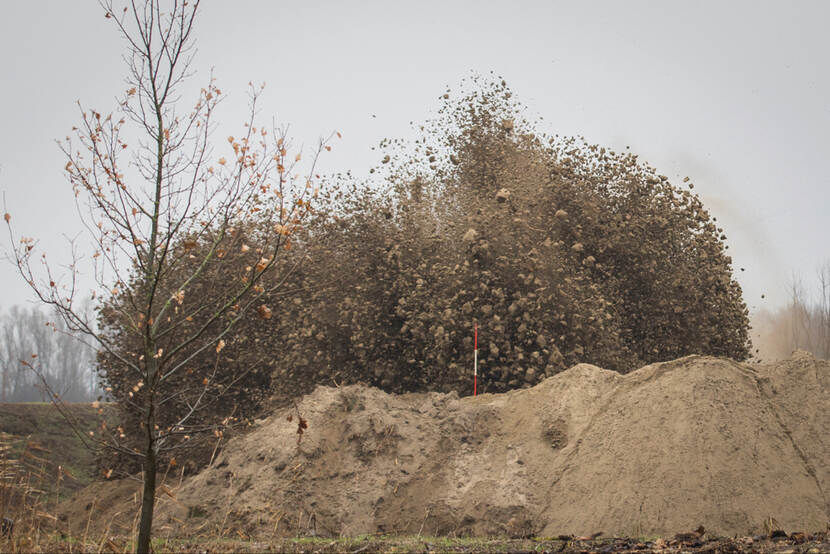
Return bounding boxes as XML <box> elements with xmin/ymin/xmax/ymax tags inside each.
<box><xmin>1</xmin><ymin>1</ymin><xmax>828</xmax><ymax>313</ymax></box>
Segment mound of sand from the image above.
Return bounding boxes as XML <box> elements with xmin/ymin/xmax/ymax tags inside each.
<box><xmin>69</xmin><ymin>353</ymin><xmax>830</xmax><ymax>539</ymax></box>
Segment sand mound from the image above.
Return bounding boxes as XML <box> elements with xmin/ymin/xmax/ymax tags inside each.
<box><xmin>115</xmin><ymin>353</ymin><xmax>830</xmax><ymax>538</ymax></box>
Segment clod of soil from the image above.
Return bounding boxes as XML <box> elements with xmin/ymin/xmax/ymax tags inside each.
<box><xmin>66</xmin><ymin>352</ymin><xmax>830</xmax><ymax>540</ymax></box>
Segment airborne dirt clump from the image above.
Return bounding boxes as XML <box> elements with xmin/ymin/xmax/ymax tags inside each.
<box><xmin>96</xmin><ymin>79</ymin><xmax>752</xmax><ymax>471</ymax></box>
<box><xmin>88</xmin><ymin>351</ymin><xmax>829</xmax><ymax>540</ymax></box>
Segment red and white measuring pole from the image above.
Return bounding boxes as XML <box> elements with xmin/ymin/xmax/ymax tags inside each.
<box><xmin>473</xmin><ymin>323</ymin><xmax>478</xmax><ymax>396</ymax></box>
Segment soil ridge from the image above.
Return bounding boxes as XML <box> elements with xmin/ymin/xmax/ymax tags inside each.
<box><xmin>59</xmin><ymin>353</ymin><xmax>830</xmax><ymax>539</ymax></box>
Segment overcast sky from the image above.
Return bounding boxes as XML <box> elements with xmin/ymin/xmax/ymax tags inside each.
<box><xmin>1</xmin><ymin>1</ymin><xmax>828</xmax><ymax>315</ymax></box>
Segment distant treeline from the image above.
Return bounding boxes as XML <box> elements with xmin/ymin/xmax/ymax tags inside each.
<box><xmin>0</xmin><ymin>304</ymin><xmax>99</xmax><ymax>402</ymax></box>
<box><xmin>752</xmin><ymin>263</ymin><xmax>830</xmax><ymax>361</ymax></box>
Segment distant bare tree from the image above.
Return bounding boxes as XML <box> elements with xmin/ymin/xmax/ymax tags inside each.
<box><xmin>0</xmin><ymin>305</ymin><xmax>98</xmax><ymax>403</ymax></box>
<box><xmin>751</xmin><ymin>263</ymin><xmax>830</xmax><ymax>361</ymax></box>
<box><xmin>816</xmin><ymin>265</ymin><xmax>830</xmax><ymax>357</ymax></box>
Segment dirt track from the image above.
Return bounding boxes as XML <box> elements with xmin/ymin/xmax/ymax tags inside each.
<box><xmin>59</xmin><ymin>352</ymin><xmax>830</xmax><ymax>541</ymax></box>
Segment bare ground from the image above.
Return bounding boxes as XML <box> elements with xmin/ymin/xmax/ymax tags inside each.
<box><xmin>57</xmin><ymin>352</ymin><xmax>830</xmax><ymax>545</ymax></box>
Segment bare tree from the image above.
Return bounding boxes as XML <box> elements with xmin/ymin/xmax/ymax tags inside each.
<box><xmin>784</xmin><ymin>267</ymin><xmax>830</xmax><ymax>359</ymax></box>
<box><xmin>4</xmin><ymin>1</ymin><xmax>329</xmax><ymax>551</ymax></box>
<box><xmin>0</xmin><ymin>305</ymin><xmax>98</xmax><ymax>402</ymax></box>
<box><xmin>751</xmin><ymin>263</ymin><xmax>830</xmax><ymax>361</ymax></box>
<box><xmin>816</xmin><ymin>264</ymin><xmax>830</xmax><ymax>358</ymax></box>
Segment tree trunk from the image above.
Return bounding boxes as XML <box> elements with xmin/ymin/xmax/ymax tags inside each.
<box><xmin>136</xmin><ymin>422</ymin><xmax>157</xmax><ymax>553</ymax></box>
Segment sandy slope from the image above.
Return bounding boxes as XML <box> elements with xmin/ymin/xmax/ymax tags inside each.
<box><xmin>69</xmin><ymin>352</ymin><xmax>830</xmax><ymax>539</ymax></box>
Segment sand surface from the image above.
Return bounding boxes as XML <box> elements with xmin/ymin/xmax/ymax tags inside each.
<box><xmin>63</xmin><ymin>352</ymin><xmax>830</xmax><ymax>539</ymax></box>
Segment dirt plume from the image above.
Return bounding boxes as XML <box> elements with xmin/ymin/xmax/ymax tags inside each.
<box><xmin>69</xmin><ymin>353</ymin><xmax>829</xmax><ymax>539</ymax></box>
